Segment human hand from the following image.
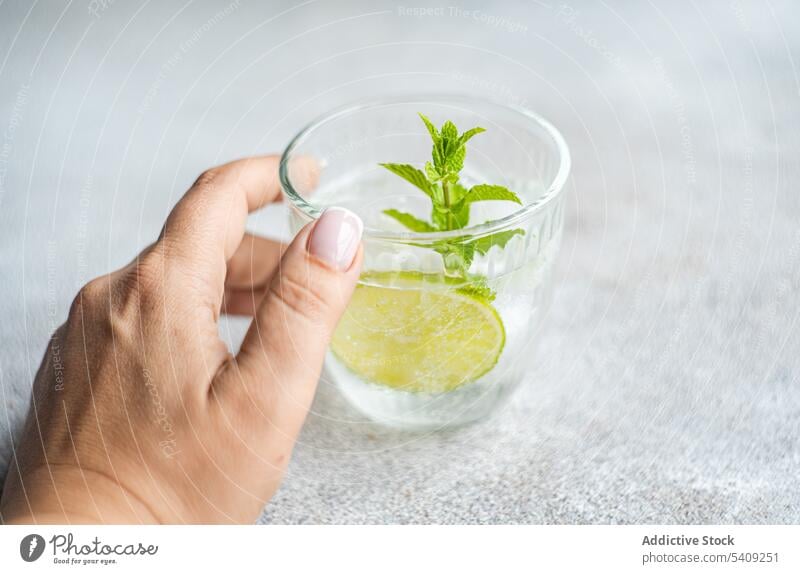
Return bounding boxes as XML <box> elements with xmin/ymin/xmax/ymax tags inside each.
<box><xmin>0</xmin><ymin>156</ymin><xmax>363</xmax><ymax>524</ymax></box>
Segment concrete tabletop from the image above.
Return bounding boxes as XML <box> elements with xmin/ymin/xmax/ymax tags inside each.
<box><xmin>1</xmin><ymin>0</ymin><xmax>798</xmax><ymax>524</ymax></box>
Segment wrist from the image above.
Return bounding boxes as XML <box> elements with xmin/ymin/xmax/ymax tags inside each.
<box><xmin>1</xmin><ymin>464</ymin><xmax>160</xmax><ymax>524</ymax></box>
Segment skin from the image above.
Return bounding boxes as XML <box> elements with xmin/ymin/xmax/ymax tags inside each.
<box><xmin>0</xmin><ymin>156</ymin><xmax>362</xmax><ymax>524</ymax></box>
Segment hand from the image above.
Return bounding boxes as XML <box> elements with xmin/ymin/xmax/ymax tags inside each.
<box><xmin>0</xmin><ymin>156</ymin><xmax>363</xmax><ymax>524</ymax></box>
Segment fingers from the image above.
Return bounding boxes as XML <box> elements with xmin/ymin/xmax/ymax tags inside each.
<box><xmin>160</xmin><ymin>156</ymin><xmax>318</xmax><ymax>308</ymax></box>
<box><xmin>165</xmin><ymin>156</ymin><xmax>281</xmax><ymax>266</ymax></box>
<box><xmin>222</xmin><ymin>234</ymin><xmax>286</xmax><ymax>316</ymax></box>
<box><xmin>226</xmin><ymin>234</ymin><xmax>287</xmax><ymax>289</ymax></box>
<box><xmin>220</xmin><ymin>208</ymin><xmax>363</xmax><ymax>434</ymax></box>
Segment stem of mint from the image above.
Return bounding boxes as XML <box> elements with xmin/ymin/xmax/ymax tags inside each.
<box><xmin>442</xmin><ymin>179</ymin><xmax>453</xmax><ymax>229</ymax></box>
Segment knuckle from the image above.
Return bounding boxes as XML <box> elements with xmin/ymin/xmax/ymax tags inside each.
<box><xmin>270</xmin><ymin>267</ymin><xmax>331</xmax><ymax>326</ymax></box>
<box><xmin>68</xmin><ymin>252</ymin><xmax>169</xmax><ymax>344</ymax></box>
<box><xmin>123</xmin><ymin>247</ymin><xmax>193</xmax><ymax>322</ymax></box>
<box><xmin>69</xmin><ymin>276</ymin><xmax>108</xmax><ymax>318</ymax></box>
<box><xmin>130</xmin><ymin>249</ymin><xmax>167</xmax><ymax>300</ymax></box>
<box><xmin>163</xmin><ymin>203</ymin><xmax>203</xmax><ymax>245</ymax></box>
<box><xmin>106</xmin><ymin>277</ymin><xmax>151</xmax><ymax>346</ymax></box>
<box><xmin>192</xmin><ymin>167</ymin><xmax>222</xmax><ymax>191</ymax></box>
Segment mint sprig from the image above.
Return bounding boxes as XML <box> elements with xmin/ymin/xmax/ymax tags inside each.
<box><xmin>380</xmin><ymin>113</ymin><xmax>525</xmax><ymax>282</ymax></box>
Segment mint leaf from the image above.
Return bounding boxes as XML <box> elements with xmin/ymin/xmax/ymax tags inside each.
<box><xmin>432</xmin><ymin>201</ymin><xmax>469</xmax><ymax>230</ymax></box>
<box><xmin>446</xmin><ymin>144</ymin><xmax>466</xmax><ymax>173</ymax></box>
<box><xmin>424</xmin><ymin>161</ymin><xmax>440</xmax><ymax>182</ymax></box>
<box><xmin>418</xmin><ymin>113</ymin><xmax>439</xmax><ymax>141</ymax></box>
<box><xmin>435</xmin><ymin>241</ymin><xmax>475</xmax><ymax>274</ymax></box>
<box><xmin>432</xmin><ymin>120</ymin><xmax>463</xmax><ymax>175</ymax></box>
<box><xmin>450</xmin><ymin>182</ymin><xmax>469</xmax><ymax>204</ymax></box>
<box><xmin>458</xmin><ymin>126</ymin><xmax>486</xmax><ymax>146</ymax></box>
<box><xmin>452</xmin><ymin>208</ymin><xmax>470</xmax><ymax>229</ymax></box>
<box><xmin>441</xmin><ymin>120</ymin><xmax>458</xmax><ymax>140</ymax></box>
<box><xmin>379</xmin><ymin>163</ymin><xmax>434</xmax><ymax>200</ymax></box>
<box><xmin>383</xmin><ymin>209</ymin><xmax>437</xmax><ymax>232</ymax></box>
<box><xmin>463</xmin><ymin>184</ymin><xmax>522</xmax><ymax>205</ymax></box>
<box><xmin>432</xmin><ymin>141</ymin><xmax>447</xmax><ymax>174</ymax></box>
<box><xmin>431</xmin><ymin>206</ymin><xmax>449</xmax><ymax>230</ymax></box>
<box><xmin>471</xmin><ymin>229</ymin><xmax>525</xmax><ymax>255</ymax></box>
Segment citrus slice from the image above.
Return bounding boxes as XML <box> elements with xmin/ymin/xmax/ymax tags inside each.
<box><xmin>331</xmin><ymin>272</ymin><xmax>505</xmax><ymax>393</ymax></box>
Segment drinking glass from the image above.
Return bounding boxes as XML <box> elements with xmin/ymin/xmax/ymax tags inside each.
<box><xmin>280</xmin><ymin>95</ymin><xmax>570</xmax><ymax>430</ymax></box>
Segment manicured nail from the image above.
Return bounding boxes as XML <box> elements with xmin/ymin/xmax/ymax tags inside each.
<box><xmin>307</xmin><ymin>207</ymin><xmax>363</xmax><ymax>270</ymax></box>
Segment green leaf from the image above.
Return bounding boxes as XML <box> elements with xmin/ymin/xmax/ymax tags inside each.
<box><xmin>448</xmin><ymin>182</ymin><xmax>471</xmax><ymax>229</ymax></box>
<box><xmin>418</xmin><ymin>113</ymin><xmax>439</xmax><ymax>141</ymax></box>
<box><xmin>445</xmin><ymin>144</ymin><xmax>466</xmax><ymax>173</ymax></box>
<box><xmin>431</xmin><ymin>205</ymin><xmax>450</xmax><ymax>229</ymax></box>
<box><xmin>434</xmin><ymin>241</ymin><xmax>475</xmax><ymax>274</ymax></box>
<box><xmin>449</xmin><ymin>204</ymin><xmax>470</xmax><ymax>229</ymax></box>
<box><xmin>424</xmin><ymin>161</ymin><xmax>440</xmax><ymax>182</ymax></box>
<box><xmin>458</xmin><ymin>126</ymin><xmax>486</xmax><ymax>146</ymax></box>
<box><xmin>443</xmin><ymin>141</ymin><xmax>460</xmax><ymax>166</ymax></box>
<box><xmin>438</xmin><ymin>206</ymin><xmax>469</xmax><ymax>230</ymax></box>
<box><xmin>431</xmin><ymin>182</ymin><xmax>445</xmax><ymax>205</ymax></box>
<box><xmin>449</xmin><ymin>182</ymin><xmax>469</xmax><ymax>204</ymax></box>
<box><xmin>441</xmin><ymin>120</ymin><xmax>458</xmax><ymax>140</ymax></box>
<box><xmin>432</xmin><ymin>140</ymin><xmax>447</xmax><ymax>172</ymax></box>
<box><xmin>471</xmin><ymin>229</ymin><xmax>525</xmax><ymax>255</ymax></box>
<box><xmin>379</xmin><ymin>163</ymin><xmax>434</xmax><ymax>200</ymax></box>
<box><xmin>463</xmin><ymin>184</ymin><xmax>522</xmax><ymax>205</ymax></box>
<box><xmin>382</xmin><ymin>209</ymin><xmax>437</xmax><ymax>232</ymax></box>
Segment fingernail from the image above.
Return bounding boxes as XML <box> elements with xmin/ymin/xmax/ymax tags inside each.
<box><xmin>307</xmin><ymin>207</ymin><xmax>363</xmax><ymax>270</ymax></box>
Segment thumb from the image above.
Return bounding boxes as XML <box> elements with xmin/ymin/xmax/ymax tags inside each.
<box><xmin>234</xmin><ymin>207</ymin><xmax>363</xmax><ymax>422</ymax></box>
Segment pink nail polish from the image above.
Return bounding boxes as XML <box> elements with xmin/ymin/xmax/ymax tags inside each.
<box><xmin>307</xmin><ymin>207</ymin><xmax>363</xmax><ymax>270</ymax></box>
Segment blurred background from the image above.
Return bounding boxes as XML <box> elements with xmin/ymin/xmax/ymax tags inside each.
<box><xmin>0</xmin><ymin>0</ymin><xmax>798</xmax><ymax>523</ymax></box>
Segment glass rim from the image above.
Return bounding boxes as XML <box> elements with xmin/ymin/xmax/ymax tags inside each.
<box><xmin>279</xmin><ymin>94</ymin><xmax>571</xmax><ymax>242</ymax></box>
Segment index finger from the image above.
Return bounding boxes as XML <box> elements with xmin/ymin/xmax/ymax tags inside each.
<box><xmin>159</xmin><ymin>155</ymin><xmax>316</xmax><ymax>304</ymax></box>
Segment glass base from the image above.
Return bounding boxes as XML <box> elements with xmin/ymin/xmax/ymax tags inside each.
<box><xmin>325</xmin><ymin>352</ymin><xmax>519</xmax><ymax>431</ymax></box>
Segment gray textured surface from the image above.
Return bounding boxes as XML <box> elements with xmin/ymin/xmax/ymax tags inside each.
<box><xmin>1</xmin><ymin>0</ymin><xmax>799</xmax><ymax>524</ymax></box>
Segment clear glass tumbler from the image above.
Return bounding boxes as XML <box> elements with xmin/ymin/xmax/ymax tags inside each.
<box><xmin>280</xmin><ymin>95</ymin><xmax>570</xmax><ymax>430</ymax></box>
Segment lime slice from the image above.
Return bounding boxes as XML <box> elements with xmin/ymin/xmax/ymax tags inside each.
<box><xmin>331</xmin><ymin>272</ymin><xmax>505</xmax><ymax>393</ymax></box>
